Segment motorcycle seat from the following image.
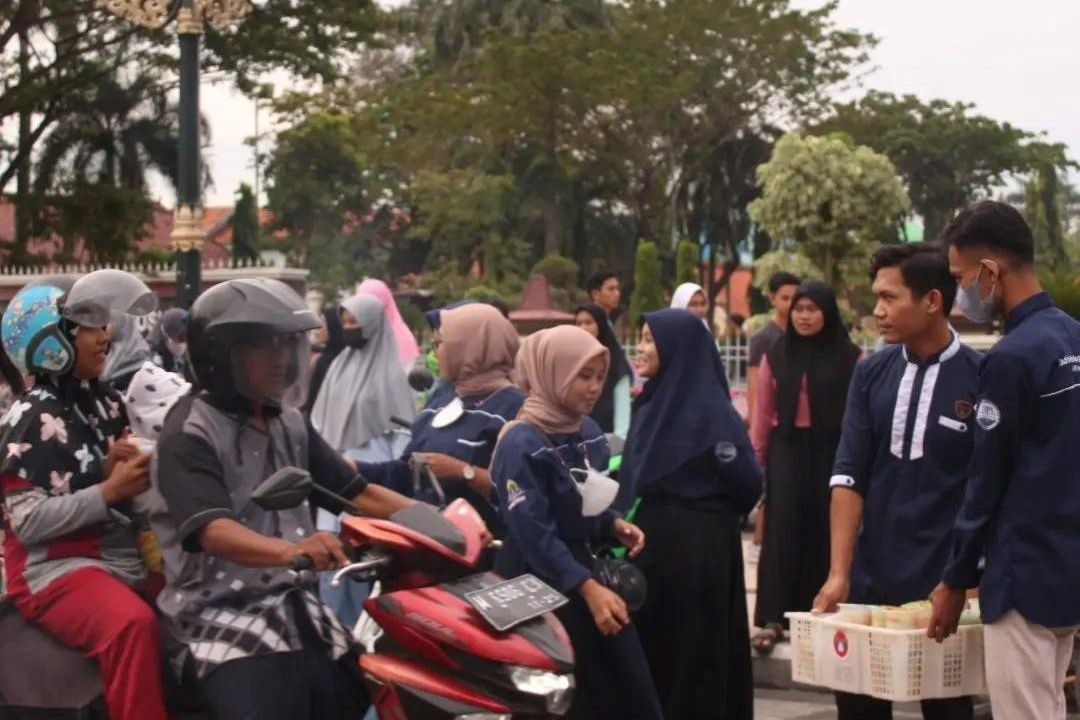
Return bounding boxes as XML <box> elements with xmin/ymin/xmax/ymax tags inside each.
<box><xmin>0</xmin><ymin>596</ymin><xmax>103</xmax><ymax>711</ymax></box>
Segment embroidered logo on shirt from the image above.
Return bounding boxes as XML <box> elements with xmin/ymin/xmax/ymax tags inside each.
<box><xmin>715</xmin><ymin>442</ymin><xmax>738</xmax><ymax>464</ymax></box>
<box><xmin>975</xmin><ymin>400</ymin><xmax>1001</xmax><ymax>431</ymax></box>
<box><xmin>954</xmin><ymin>400</ymin><xmax>974</xmax><ymax>420</ymax></box>
<box><xmin>506</xmin><ymin>479</ymin><xmax>527</xmax><ymax>510</ymax></box>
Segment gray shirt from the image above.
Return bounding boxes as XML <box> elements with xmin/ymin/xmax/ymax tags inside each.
<box><xmin>748</xmin><ymin>321</ymin><xmax>785</xmax><ymax>368</ymax></box>
<box><xmin>152</xmin><ymin>394</ymin><xmax>364</xmax><ymax>677</ymax></box>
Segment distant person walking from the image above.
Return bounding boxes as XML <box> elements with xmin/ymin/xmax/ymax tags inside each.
<box><xmin>751</xmin><ymin>281</ymin><xmax>859</xmax><ymax>653</ymax></box>
<box><xmin>587</xmin><ymin>271</ymin><xmax>622</xmax><ymax>325</ymax></box>
<box><xmin>575</xmin><ymin>304</ymin><xmax>633</xmax><ymax>436</ymax></box>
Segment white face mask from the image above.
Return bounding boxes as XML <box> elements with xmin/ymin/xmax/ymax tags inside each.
<box><xmin>432</xmin><ymin>396</ymin><xmax>465</xmax><ymax>428</ymax></box>
<box><xmin>166</xmin><ymin>338</ymin><xmax>187</xmax><ymax>360</ymax></box>
<box><xmin>570</xmin><ymin>457</ymin><xmax>619</xmax><ymax>517</ymax></box>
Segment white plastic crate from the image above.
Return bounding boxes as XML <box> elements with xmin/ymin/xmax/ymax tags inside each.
<box><xmin>785</xmin><ymin>612</ymin><xmax>987</xmax><ymax>702</ymax></box>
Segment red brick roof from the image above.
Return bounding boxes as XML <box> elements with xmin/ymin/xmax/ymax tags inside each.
<box><xmin>0</xmin><ymin>198</ymin><xmax>246</xmax><ymax>264</ymax></box>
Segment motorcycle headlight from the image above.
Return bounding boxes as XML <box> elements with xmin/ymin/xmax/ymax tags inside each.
<box><xmin>507</xmin><ymin>666</ymin><xmax>575</xmax><ymax>715</ymax></box>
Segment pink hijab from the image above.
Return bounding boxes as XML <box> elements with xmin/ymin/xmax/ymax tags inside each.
<box><xmin>513</xmin><ymin>325</ymin><xmax>609</xmax><ymax>435</ymax></box>
<box><xmin>439</xmin><ymin>304</ymin><xmax>520</xmax><ymax>396</ymax></box>
<box><xmin>356</xmin><ymin>278</ymin><xmax>420</xmax><ymax>366</ymax></box>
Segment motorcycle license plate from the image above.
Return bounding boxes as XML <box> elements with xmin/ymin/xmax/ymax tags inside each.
<box><xmin>465</xmin><ymin>574</ymin><xmax>569</xmax><ymax>632</ymax></box>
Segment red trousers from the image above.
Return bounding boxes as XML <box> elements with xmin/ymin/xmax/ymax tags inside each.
<box><xmin>15</xmin><ymin>567</ymin><xmax>172</xmax><ymax>720</ymax></box>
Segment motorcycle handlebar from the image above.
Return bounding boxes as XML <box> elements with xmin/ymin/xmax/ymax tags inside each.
<box><xmin>330</xmin><ymin>555</ymin><xmax>393</xmax><ymax>588</ymax></box>
<box><xmin>390</xmin><ymin>415</ymin><xmax>412</xmax><ymax>429</ymax></box>
<box><xmin>288</xmin><ymin>553</ymin><xmax>315</xmax><ymax>572</ymax></box>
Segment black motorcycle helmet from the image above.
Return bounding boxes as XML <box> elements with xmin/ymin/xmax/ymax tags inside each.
<box><xmin>187</xmin><ymin>278</ymin><xmax>320</xmax><ymax>411</ymax></box>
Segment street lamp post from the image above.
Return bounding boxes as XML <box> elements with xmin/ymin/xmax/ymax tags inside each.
<box><xmin>96</xmin><ymin>0</ymin><xmax>251</xmax><ymax>308</ymax></box>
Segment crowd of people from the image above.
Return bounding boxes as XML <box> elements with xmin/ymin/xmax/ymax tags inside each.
<box><xmin>0</xmin><ymin>200</ymin><xmax>1076</xmax><ymax>720</ymax></box>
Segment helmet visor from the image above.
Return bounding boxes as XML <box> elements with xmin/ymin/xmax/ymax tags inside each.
<box><xmin>229</xmin><ymin>332</ymin><xmax>311</xmax><ymax>410</ymax></box>
<box><xmin>63</xmin><ymin>270</ymin><xmax>157</xmax><ymax>328</ymax></box>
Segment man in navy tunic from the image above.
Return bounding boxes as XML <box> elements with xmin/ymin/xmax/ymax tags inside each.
<box><xmin>814</xmin><ymin>242</ymin><xmax>980</xmax><ymax>720</ymax></box>
<box><xmin>929</xmin><ymin>201</ymin><xmax>1080</xmax><ymax>720</ymax></box>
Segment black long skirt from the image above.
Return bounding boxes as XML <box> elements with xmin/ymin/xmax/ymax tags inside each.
<box><xmin>632</xmin><ymin>495</ymin><xmax>753</xmax><ymax>720</ymax></box>
<box><xmin>754</xmin><ymin>428</ymin><xmax>832</xmax><ymax>629</ymax></box>
<box><xmin>555</xmin><ymin>594</ymin><xmax>664</xmax><ymax>720</ymax></box>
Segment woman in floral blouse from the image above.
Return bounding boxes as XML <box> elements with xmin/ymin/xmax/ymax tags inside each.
<box><xmin>0</xmin><ymin>271</ymin><xmax>171</xmax><ymax>720</ymax></box>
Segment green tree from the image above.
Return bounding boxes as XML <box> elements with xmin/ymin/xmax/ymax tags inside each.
<box><xmin>1</xmin><ymin>0</ymin><xmax>383</xmax><ymax>260</ymax></box>
<box><xmin>49</xmin><ymin>182</ymin><xmax>154</xmax><ymax>264</ymax></box>
<box><xmin>34</xmin><ymin>72</ymin><xmax>185</xmax><ymax>193</ymax></box>
<box><xmin>335</xmin><ymin>0</ymin><xmax>872</xmax><ymax>283</ymax></box>
<box><xmin>264</xmin><ymin>110</ymin><xmax>367</xmax><ymax>285</ymax></box>
<box><xmin>818</xmin><ymin>92</ymin><xmax>1038</xmax><ymax>239</ymax></box>
<box><xmin>749</xmin><ymin>133</ymin><xmax>909</xmax><ymax>286</ymax></box>
<box><xmin>231</xmin><ymin>183</ymin><xmax>261</xmax><ymax>262</ymax></box>
<box><xmin>675</xmin><ymin>240</ymin><xmax>700</xmax><ymax>285</ymax></box>
<box><xmin>629</xmin><ymin>240</ymin><xmax>664</xmax><ymax>329</ymax></box>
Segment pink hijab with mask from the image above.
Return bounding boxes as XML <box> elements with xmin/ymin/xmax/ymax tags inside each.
<box><xmin>356</xmin><ymin>278</ymin><xmax>420</xmax><ymax>366</ymax></box>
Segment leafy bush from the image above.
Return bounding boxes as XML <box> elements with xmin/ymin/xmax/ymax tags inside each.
<box><xmin>676</xmin><ymin>240</ymin><xmax>700</xmax><ymax>285</ymax></box>
<box><xmin>531</xmin><ymin>253</ymin><xmax>580</xmax><ymax>290</ymax></box>
<box><xmin>629</xmin><ymin>240</ymin><xmax>665</xmax><ymax>328</ymax></box>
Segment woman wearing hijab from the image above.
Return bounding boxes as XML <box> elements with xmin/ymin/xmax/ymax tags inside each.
<box><xmin>490</xmin><ymin>326</ymin><xmax>662</xmax><ymax>720</ymax></box>
<box><xmin>355</xmin><ymin>303</ymin><xmax>523</xmax><ymax>537</ymax></box>
<box><xmin>103</xmin><ymin>314</ymin><xmax>154</xmax><ymax>393</ymax></box>
<box><xmin>621</xmin><ymin>308</ymin><xmax>762</xmax><ymax>720</ymax></box>
<box><xmin>356</xmin><ymin>278</ymin><xmax>420</xmax><ymax>368</ymax></box>
<box><xmin>309</xmin><ymin>294</ymin><xmax>416</xmax><ymax>452</ymax></box>
<box><xmin>305</xmin><ymin>306</ymin><xmax>345</xmax><ymax>413</ymax></box>
<box><xmin>574</xmin><ymin>304</ymin><xmax>632</xmax><ymax>436</ymax></box>
<box><xmin>750</xmin><ymin>281</ymin><xmax>860</xmax><ymax>653</ymax></box>
<box><xmin>670</xmin><ymin>282</ymin><xmax>710</xmax><ymax>322</ymax></box>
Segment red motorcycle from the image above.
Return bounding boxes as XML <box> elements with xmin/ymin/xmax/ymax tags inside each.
<box><xmin>252</xmin><ymin>468</ymin><xmax>576</xmax><ymax>720</ymax></box>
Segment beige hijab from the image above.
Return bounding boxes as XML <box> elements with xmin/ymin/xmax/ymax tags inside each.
<box><xmin>513</xmin><ymin>325</ymin><xmax>610</xmax><ymax>435</ymax></box>
<box><xmin>439</xmin><ymin>304</ymin><xmax>520</xmax><ymax>397</ymax></box>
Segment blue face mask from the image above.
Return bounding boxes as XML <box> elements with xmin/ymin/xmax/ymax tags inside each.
<box><xmin>955</xmin><ymin>264</ymin><xmax>997</xmax><ymax>324</ymax></box>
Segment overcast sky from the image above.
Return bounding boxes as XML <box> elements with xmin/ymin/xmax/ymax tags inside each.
<box><xmin>170</xmin><ymin>0</ymin><xmax>1080</xmax><ymax>208</ymax></box>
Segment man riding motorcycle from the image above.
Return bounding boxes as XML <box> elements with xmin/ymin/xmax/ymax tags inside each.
<box><xmin>151</xmin><ymin>278</ymin><xmax>417</xmax><ymax>720</ymax></box>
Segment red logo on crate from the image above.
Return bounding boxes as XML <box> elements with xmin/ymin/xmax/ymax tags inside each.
<box><xmin>833</xmin><ymin>630</ymin><xmax>849</xmax><ymax>658</ymax></box>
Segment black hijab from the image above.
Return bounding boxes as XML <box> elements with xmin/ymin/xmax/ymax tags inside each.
<box><xmin>576</xmin><ymin>304</ymin><xmax>632</xmax><ymax>433</ymax></box>
<box><xmin>305</xmin><ymin>306</ymin><xmax>345</xmax><ymax>413</ymax></box>
<box><xmin>765</xmin><ymin>281</ymin><xmax>859</xmax><ymax>439</ymax></box>
<box><xmin>619</xmin><ymin>309</ymin><xmax>761</xmax><ymax>512</ymax></box>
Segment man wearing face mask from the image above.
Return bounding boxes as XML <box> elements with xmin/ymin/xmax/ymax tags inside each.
<box><xmin>928</xmin><ymin>201</ymin><xmax>1080</xmax><ymax>720</ymax></box>
<box><xmin>151</xmin><ymin>307</ymin><xmax>189</xmax><ymax>376</ymax></box>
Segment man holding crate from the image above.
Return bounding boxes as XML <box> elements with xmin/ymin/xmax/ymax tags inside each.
<box><xmin>930</xmin><ymin>201</ymin><xmax>1080</xmax><ymax>720</ymax></box>
<box><xmin>813</xmin><ymin>242</ymin><xmax>980</xmax><ymax>719</ymax></box>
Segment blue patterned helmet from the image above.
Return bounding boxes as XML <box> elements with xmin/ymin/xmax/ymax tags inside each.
<box><xmin>2</xmin><ymin>280</ymin><xmax>76</xmax><ymax>376</ymax></box>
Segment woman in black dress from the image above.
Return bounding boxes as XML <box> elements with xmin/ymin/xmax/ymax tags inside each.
<box><xmin>622</xmin><ymin>308</ymin><xmax>763</xmax><ymax>720</ymax></box>
<box><xmin>750</xmin><ymin>281</ymin><xmax>860</xmax><ymax>652</ymax></box>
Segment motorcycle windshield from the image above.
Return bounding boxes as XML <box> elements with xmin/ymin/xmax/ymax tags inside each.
<box><xmin>62</xmin><ymin>269</ymin><xmax>157</xmax><ymax>327</ymax></box>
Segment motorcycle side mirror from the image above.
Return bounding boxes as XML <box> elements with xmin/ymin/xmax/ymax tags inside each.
<box><xmin>251</xmin><ymin>466</ymin><xmax>314</xmax><ymax>511</ymax></box>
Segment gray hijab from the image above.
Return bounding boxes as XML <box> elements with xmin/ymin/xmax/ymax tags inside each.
<box><xmin>104</xmin><ymin>314</ymin><xmax>153</xmax><ymax>385</ymax></box>
<box><xmin>309</xmin><ymin>294</ymin><xmax>416</xmax><ymax>451</ymax></box>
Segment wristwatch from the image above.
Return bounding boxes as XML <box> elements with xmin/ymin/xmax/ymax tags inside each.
<box><xmin>462</xmin><ymin>464</ymin><xmax>476</xmax><ymax>481</ymax></box>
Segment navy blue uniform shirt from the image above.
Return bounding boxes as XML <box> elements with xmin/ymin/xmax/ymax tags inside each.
<box><xmin>942</xmin><ymin>293</ymin><xmax>1080</xmax><ymax>627</ymax></box>
<box><xmin>831</xmin><ymin>335</ymin><xmax>980</xmax><ymax>604</ymax></box>
<box><xmin>491</xmin><ymin>420</ymin><xmax>618</xmax><ymax>594</ymax></box>
<box><xmin>356</xmin><ymin>386</ymin><xmax>524</xmax><ymax>536</ymax></box>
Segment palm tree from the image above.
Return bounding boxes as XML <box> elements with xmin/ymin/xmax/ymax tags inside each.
<box><xmin>34</xmin><ymin>69</ymin><xmax>206</xmax><ymax>193</ymax></box>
